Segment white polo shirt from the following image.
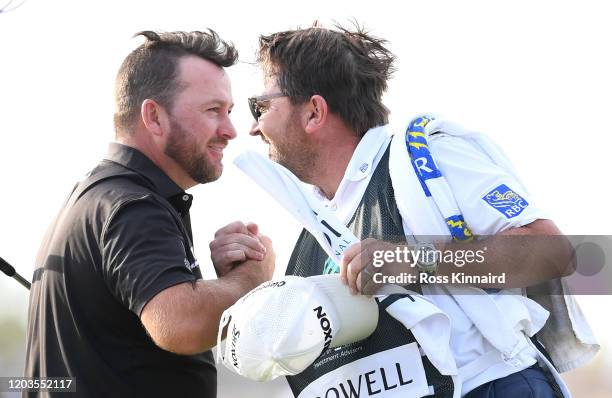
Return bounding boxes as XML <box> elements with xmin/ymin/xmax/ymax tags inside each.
<box><xmin>314</xmin><ymin>125</ymin><xmax>548</xmax><ymax>395</ymax></box>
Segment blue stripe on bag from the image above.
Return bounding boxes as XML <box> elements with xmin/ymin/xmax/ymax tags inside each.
<box><xmin>406</xmin><ymin>117</ymin><xmax>443</xmax><ymax>185</ymax></box>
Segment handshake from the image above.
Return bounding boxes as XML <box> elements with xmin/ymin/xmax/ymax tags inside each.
<box><xmin>209</xmin><ymin>220</ymin><xmax>276</xmax><ymax>289</ymax></box>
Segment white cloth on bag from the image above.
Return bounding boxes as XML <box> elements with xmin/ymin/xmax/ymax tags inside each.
<box><xmin>376</xmin><ymin>284</ymin><xmax>457</xmax><ymax>376</ymax></box>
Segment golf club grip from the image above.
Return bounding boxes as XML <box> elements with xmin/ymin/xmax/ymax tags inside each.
<box><xmin>14</xmin><ymin>273</ymin><xmax>32</xmax><ymax>290</ymax></box>
<box><xmin>0</xmin><ymin>256</ymin><xmax>16</xmax><ymax>277</ymax></box>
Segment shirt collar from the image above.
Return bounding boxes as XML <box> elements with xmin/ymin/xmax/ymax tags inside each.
<box><xmin>105</xmin><ymin>142</ymin><xmax>188</xmax><ymax>201</ymax></box>
<box><xmin>344</xmin><ymin>125</ymin><xmax>392</xmax><ymax>182</ymax></box>
<box><xmin>313</xmin><ymin>125</ymin><xmax>392</xmax><ymax>201</ymax></box>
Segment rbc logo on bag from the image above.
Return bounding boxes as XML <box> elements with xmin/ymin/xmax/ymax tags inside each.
<box><xmin>483</xmin><ymin>184</ymin><xmax>529</xmax><ymax>218</ymax></box>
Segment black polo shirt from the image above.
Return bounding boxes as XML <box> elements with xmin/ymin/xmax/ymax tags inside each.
<box><xmin>24</xmin><ymin>143</ymin><xmax>216</xmax><ymax>397</ymax></box>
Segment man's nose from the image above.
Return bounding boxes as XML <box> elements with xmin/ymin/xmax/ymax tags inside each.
<box><xmin>249</xmin><ymin>120</ymin><xmax>261</xmax><ymax>136</ymax></box>
<box><xmin>219</xmin><ymin>118</ymin><xmax>237</xmax><ymax>140</ymax></box>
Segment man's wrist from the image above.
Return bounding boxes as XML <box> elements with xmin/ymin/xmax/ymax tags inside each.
<box><xmin>414</xmin><ymin>242</ymin><xmax>438</xmax><ymax>283</ymax></box>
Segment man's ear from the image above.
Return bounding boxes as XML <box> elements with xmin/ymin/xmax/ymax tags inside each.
<box><xmin>304</xmin><ymin>95</ymin><xmax>328</xmax><ymax>134</ymax></box>
<box><xmin>141</xmin><ymin>99</ymin><xmax>169</xmax><ymax>137</ymax></box>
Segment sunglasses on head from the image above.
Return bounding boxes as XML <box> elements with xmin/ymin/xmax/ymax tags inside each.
<box><xmin>247</xmin><ymin>92</ymin><xmax>287</xmax><ymax>121</ymax></box>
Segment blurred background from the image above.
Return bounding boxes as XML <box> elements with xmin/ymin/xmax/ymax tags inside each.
<box><xmin>1</xmin><ymin>0</ymin><xmax>610</xmax><ymax>396</ymax></box>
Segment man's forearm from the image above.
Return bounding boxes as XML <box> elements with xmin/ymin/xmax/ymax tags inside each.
<box><xmin>141</xmin><ymin>261</ymin><xmax>270</xmax><ymax>356</ymax></box>
<box><xmin>173</xmin><ymin>273</ymin><xmax>261</xmax><ymax>353</ymax></box>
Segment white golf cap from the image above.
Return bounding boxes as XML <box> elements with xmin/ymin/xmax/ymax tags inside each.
<box><xmin>216</xmin><ymin>274</ymin><xmax>379</xmax><ymax>381</ymax></box>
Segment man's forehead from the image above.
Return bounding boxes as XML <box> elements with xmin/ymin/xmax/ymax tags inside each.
<box><xmin>179</xmin><ymin>55</ymin><xmax>223</xmax><ymax>74</ymax></box>
<box><xmin>176</xmin><ymin>56</ymin><xmax>232</xmax><ymax>95</ymax></box>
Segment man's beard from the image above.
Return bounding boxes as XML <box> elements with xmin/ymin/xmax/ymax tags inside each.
<box><xmin>268</xmin><ymin>113</ymin><xmax>317</xmax><ymax>183</ymax></box>
<box><xmin>164</xmin><ymin>117</ymin><xmax>223</xmax><ymax>184</ymax></box>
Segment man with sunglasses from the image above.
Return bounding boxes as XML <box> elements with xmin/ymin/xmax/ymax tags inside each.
<box><xmin>216</xmin><ymin>24</ymin><xmax>596</xmax><ymax>397</ymax></box>
<box><xmin>23</xmin><ymin>30</ymin><xmax>275</xmax><ymax>398</ymax></box>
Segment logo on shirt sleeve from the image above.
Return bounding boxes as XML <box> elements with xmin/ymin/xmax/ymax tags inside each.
<box><xmin>179</xmin><ymin>240</ymin><xmax>200</xmax><ymax>271</ymax></box>
<box><xmin>482</xmin><ymin>184</ymin><xmax>529</xmax><ymax>219</ymax></box>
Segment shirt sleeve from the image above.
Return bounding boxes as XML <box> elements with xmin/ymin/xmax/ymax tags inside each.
<box><xmin>100</xmin><ymin>197</ymin><xmax>198</xmax><ymax>316</ymax></box>
<box><xmin>428</xmin><ymin>134</ymin><xmax>549</xmax><ymax>235</ymax></box>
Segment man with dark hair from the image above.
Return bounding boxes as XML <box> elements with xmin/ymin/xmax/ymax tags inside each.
<box><xmin>230</xmin><ymin>24</ymin><xmax>596</xmax><ymax>397</ymax></box>
<box><xmin>24</xmin><ymin>30</ymin><xmax>274</xmax><ymax>398</ymax></box>
<box><xmin>250</xmin><ymin>25</ymin><xmax>395</xmax><ymax>186</ymax></box>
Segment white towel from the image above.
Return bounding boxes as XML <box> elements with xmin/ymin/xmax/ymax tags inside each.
<box><xmin>389</xmin><ymin>116</ymin><xmax>599</xmax><ymax>374</ymax></box>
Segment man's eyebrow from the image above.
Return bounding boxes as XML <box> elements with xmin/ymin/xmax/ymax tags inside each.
<box><xmin>199</xmin><ymin>100</ymin><xmax>234</xmax><ymax>109</ymax></box>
